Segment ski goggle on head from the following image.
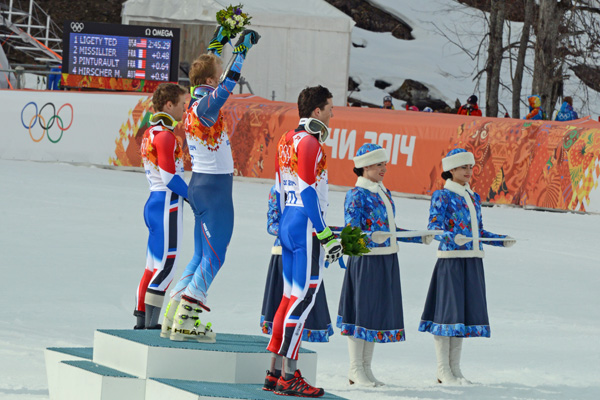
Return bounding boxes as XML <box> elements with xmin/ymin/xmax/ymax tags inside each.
<box><xmin>303</xmin><ymin>118</ymin><xmax>330</xmax><ymax>143</ymax></box>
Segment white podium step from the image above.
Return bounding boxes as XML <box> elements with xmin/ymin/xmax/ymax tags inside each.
<box><xmin>146</xmin><ymin>378</ymin><xmax>348</xmax><ymax>400</ymax></box>
<box><xmin>44</xmin><ymin>347</ymin><xmax>93</xmax><ymax>400</ymax></box>
<box><xmin>57</xmin><ymin>360</ymin><xmax>145</xmax><ymax>400</ymax></box>
<box><xmin>92</xmin><ymin>329</ymin><xmax>318</xmax><ymax>384</ymax></box>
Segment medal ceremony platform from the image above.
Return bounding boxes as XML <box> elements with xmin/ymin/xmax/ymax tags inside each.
<box><xmin>45</xmin><ymin>329</ymin><xmax>346</xmax><ymax>400</ymax></box>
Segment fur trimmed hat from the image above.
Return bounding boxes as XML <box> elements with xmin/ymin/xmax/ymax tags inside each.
<box><xmin>442</xmin><ymin>148</ymin><xmax>475</xmax><ymax>172</ymax></box>
<box><xmin>353</xmin><ymin>143</ymin><xmax>388</xmax><ymax>168</ymax></box>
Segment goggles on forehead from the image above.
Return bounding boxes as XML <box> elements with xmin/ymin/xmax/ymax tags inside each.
<box><xmin>150</xmin><ymin>112</ymin><xmax>177</xmax><ymax>130</ymax></box>
<box><xmin>302</xmin><ymin>118</ymin><xmax>330</xmax><ymax>143</ymax></box>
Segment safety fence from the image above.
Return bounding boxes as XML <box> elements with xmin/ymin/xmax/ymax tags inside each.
<box><xmin>2</xmin><ymin>89</ymin><xmax>599</xmax><ymax>212</ymax></box>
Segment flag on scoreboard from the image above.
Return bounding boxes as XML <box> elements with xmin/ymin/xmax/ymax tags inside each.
<box><xmin>137</xmin><ymin>60</ymin><xmax>146</xmax><ymax>69</ymax></box>
<box><xmin>138</xmin><ymin>49</ymin><xmax>146</xmax><ymax>58</ymax></box>
<box><xmin>135</xmin><ymin>70</ymin><xmax>145</xmax><ymax>79</ymax></box>
<box><xmin>137</xmin><ymin>38</ymin><xmax>147</xmax><ymax>48</ymax></box>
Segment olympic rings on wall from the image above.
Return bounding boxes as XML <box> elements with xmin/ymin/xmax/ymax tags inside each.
<box><xmin>71</xmin><ymin>22</ymin><xmax>84</xmax><ymax>32</ymax></box>
<box><xmin>21</xmin><ymin>102</ymin><xmax>74</xmax><ymax>143</ymax></box>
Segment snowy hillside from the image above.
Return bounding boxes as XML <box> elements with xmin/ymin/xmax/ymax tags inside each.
<box><xmin>1</xmin><ymin>159</ymin><xmax>599</xmax><ymax>400</ymax></box>
<box><xmin>349</xmin><ymin>0</ymin><xmax>600</xmax><ymax>118</ymax></box>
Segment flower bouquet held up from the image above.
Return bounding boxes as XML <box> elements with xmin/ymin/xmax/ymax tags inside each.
<box><xmin>216</xmin><ymin>4</ymin><xmax>252</xmax><ymax>38</ymax></box>
<box><xmin>207</xmin><ymin>4</ymin><xmax>252</xmax><ymax>56</ymax></box>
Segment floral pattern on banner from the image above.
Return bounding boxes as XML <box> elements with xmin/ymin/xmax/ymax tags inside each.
<box><xmin>337</xmin><ymin>316</ymin><xmax>405</xmax><ymax>343</ymax></box>
<box><xmin>428</xmin><ymin>119</ymin><xmax>600</xmax><ymax>212</ymax></box>
<box><xmin>109</xmin><ymin>96</ymin><xmax>191</xmax><ymax>169</ymax></box>
<box><xmin>418</xmin><ymin>320</ymin><xmax>490</xmax><ymax>338</ymax></box>
<box><xmin>61</xmin><ymin>74</ymin><xmax>163</xmax><ymax>92</ymax></box>
<box><xmin>260</xmin><ymin>317</ymin><xmax>334</xmax><ymax>343</ymax></box>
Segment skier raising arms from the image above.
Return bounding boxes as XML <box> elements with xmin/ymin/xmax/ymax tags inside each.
<box><xmin>134</xmin><ymin>83</ymin><xmax>188</xmax><ymax>330</ymax></box>
<box><xmin>161</xmin><ymin>27</ymin><xmax>260</xmax><ymax>342</ymax></box>
<box><xmin>263</xmin><ymin>86</ymin><xmax>343</xmax><ymax>398</ymax></box>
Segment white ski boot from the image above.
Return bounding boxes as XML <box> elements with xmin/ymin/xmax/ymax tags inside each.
<box><xmin>160</xmin><ymin>299</ymin><xmax>180</xmax><ymax>338</ymax></box>
<box><xmin>169</xmin><ymin>297</ymin><xmax>216</xmax><ymax>343</ymax></box>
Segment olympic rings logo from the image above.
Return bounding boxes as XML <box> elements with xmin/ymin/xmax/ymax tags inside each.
<box><xmin>71</xmin><ymin>22</ymin><xmax>84</xmax><ymax>32</ymax></box>
<box><xmin>21</xmin><ymin>102</ymin><xmax>74</xmax><ymax>143</ymax></box>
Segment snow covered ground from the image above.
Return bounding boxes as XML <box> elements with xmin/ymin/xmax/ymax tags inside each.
<box><xmin>1</xmin><ymin>159</ymin><xmax>599</xmax><ymax>400</ymax></box>
<box><xmin>350</xmin><ymin>0</ymin><xmax>600</xmax><ymax>118</ymax></box>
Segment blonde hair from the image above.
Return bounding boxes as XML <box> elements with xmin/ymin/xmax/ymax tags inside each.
<box><xmin>189</xmin><ymin>53</ymin><xmax>222</xmax><ymax>86</ymax></box>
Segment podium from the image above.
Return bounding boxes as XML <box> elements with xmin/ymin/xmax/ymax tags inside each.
<box><xmin>45</xmin><ymin>330</ymin><xmax>345</xmax><ymax>400</ymax></box>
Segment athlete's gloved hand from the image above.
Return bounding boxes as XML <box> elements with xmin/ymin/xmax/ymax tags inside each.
<box><xmin>207</xmin><ymin>26</ymin><xmax>235</xmax><ymax>56</ymax></box>
<box><xmin>233</xmin><ymin>29</ymin><xmax>260</xmax><ymax>57</ymax></box>
<box><xmin>317</xmin><ymin>227</ymin><xmax>343</xmax><ymax>264</ymax></box>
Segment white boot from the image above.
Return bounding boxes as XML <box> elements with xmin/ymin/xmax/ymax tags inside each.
<box><xmin>347</xmin><ymin>337</ymin><xmax>376</xmax><ymax>387</ymax></box>
<box><xmin>160</xmin><ymin>299</ymin><xmax>180</xmax><ymax>338</ymax></box>
<box><xmin>363</xmin><ymin>341</ymin><xmax>384</xmax><ymax>386</ymax></box>
<box><xmin>433</xmin><ymin>336</ymin><xmax>459</xmax><ymax>384</ymax></box>
<box><xmin>169</xmin><ymin>298</ymin><xmax>216</xmax><ymax>343</ymax></box>
<box><xmin>449</xmin><ymin>337</ymin><xmax>472</xmax><ymax>384</ymax></box>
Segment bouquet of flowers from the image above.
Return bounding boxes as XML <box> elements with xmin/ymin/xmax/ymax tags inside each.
<box><xmin>339</xmin><ymin>225</ymin><xmax>370</xmax><ymax>256</ymax></box>
<box><xmin>216</xmin><ymin>4</ymin><xmax>252</xmax><ymax>38</ymax></box>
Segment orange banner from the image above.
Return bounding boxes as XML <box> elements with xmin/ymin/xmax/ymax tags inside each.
<box><xmin>111</xmin><ymin>94</ymin><xmax>600</xmax><ymax>212</ymax></box>
<box><xmin>61</xmin><ymin>73</ymin><xmax>166</xmax><ymax>92</ymax></box>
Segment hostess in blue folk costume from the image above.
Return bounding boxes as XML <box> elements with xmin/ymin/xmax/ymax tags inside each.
<box><xmin>338</xmin><ymin>144</ymin><xmax>433</xmax><ymax>388</ymax></box>
<box><xmin>418</xmin><ymin>148</ymin><xmax>515</xmax><ymax>386</ymax></box>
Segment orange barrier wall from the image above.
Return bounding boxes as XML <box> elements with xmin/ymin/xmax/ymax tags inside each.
<box><xmin>112</xmin><ymin>94</ymin><xmax>600</xmax><ymax>212</ymax></box>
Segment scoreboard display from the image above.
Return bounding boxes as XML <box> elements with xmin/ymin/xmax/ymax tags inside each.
<box><xmin>62</xmin><ymin>21</ymin><xmax>180</xmax><ymax>90</ymax></box>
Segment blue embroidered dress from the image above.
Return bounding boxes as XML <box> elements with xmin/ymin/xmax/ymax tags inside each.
<box><xmin>419</xmin><ymin>179</ymin><xmax>507</xmax><ymax>338</ymax></box>
<box><xmin>260</xmin><ymin>185</ymin><xmax>334</xmax><ymax>342</ymax></box>
<box><xmin>337</xmin><ymin>177</ymin><xmax>422</xmax><ymax>343</ymax></box>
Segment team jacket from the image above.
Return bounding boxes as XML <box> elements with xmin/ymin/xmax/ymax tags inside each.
<box><xmin>141</xmin><ymin>118</ymin><xmax>188</xmax><ymax>198</ymax></box>
<box><xmin>429</xmin><ymin>179</ymin><xmax>506</xmax><ymax>258</ymax></box>
<box><xmin>275</xmin><ymin>125</ymin><xmax>328</xmax><ymax>233</ymax></box>
<box><xmin>345</xmin><ymin>176</ymin><xmax>421</xmax><ymax>255</ymax></box>
<box><xmin>184</xmin><ymin>53</ymin><xmax>246</xmax><ymax>174</ymax></box>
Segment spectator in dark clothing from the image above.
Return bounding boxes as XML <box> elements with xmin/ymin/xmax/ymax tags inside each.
<box><xmin>555</xmin><ymin>96</ymin><xmax>579</xmax><ymax>121</ymax></box>
<box><xmin>457</xmin><ymin>95</ymin><xmax>482</xmax><ymax>116</ymax></box>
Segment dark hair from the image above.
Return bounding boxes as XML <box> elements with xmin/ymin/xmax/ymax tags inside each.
<box><xmin>564</xmin><ymin>96</ymin><xmax>573</xmax><ymax>105</ymax></box>
<box><xmin>353</xmin><ymin>167</ymin><xmax>364</xmax><ymax>177</ymax></box>
<box><xmin>152</xmin><ymin>83</ymin><xmax>187</xmax><ymax>112</ymax></box>
<box><xmin>441</xmin><ymin>171</ymin><xmax>453</xmax><ymax>180</ymax></box>
<box><xmin>298</xmin><ymin>85</ymin><xmax>332</xmax><ymax>118</ymax></box>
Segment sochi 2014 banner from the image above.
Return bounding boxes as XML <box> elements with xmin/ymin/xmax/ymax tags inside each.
<box><xmin>2</xmin><ymin>90</ymin><xmax>600</xmax><ymax>212</ymax></box>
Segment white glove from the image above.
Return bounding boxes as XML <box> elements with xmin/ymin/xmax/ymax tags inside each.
<box><xmin>454</xmin><ymin>234</ymin><xmax>470</xmax><ymax>246</ymax></box>
<box><xmin>422</xmin><ymin>234</ymin><xmax>434</xmax><ymax>245</ymax></box>
<box><xmin>504</xmin><ymin>236</ymin><xmax>516</xmax><ymax>247</ymax></box>
<box><xmin>317</xmin><ymin>227</ymin><xmax>343</xmax><ymax>263</ymax></box>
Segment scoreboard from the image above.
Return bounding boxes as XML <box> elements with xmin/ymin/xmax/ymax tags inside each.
<box><xmin>62</xmin><ymin>21</ymin><xmax>180</xmax><ymax>90</ymax></box>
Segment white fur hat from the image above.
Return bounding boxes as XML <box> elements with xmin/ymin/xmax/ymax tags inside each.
<box><xmin>353</xmin><ymin>143</ymin><xmax>389</xmax><ymax>168</ymax></box>
<box><xmin>442</xmin><ymin>148</ymin><xmax>475</xmax><ymax>172</ymax></box>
